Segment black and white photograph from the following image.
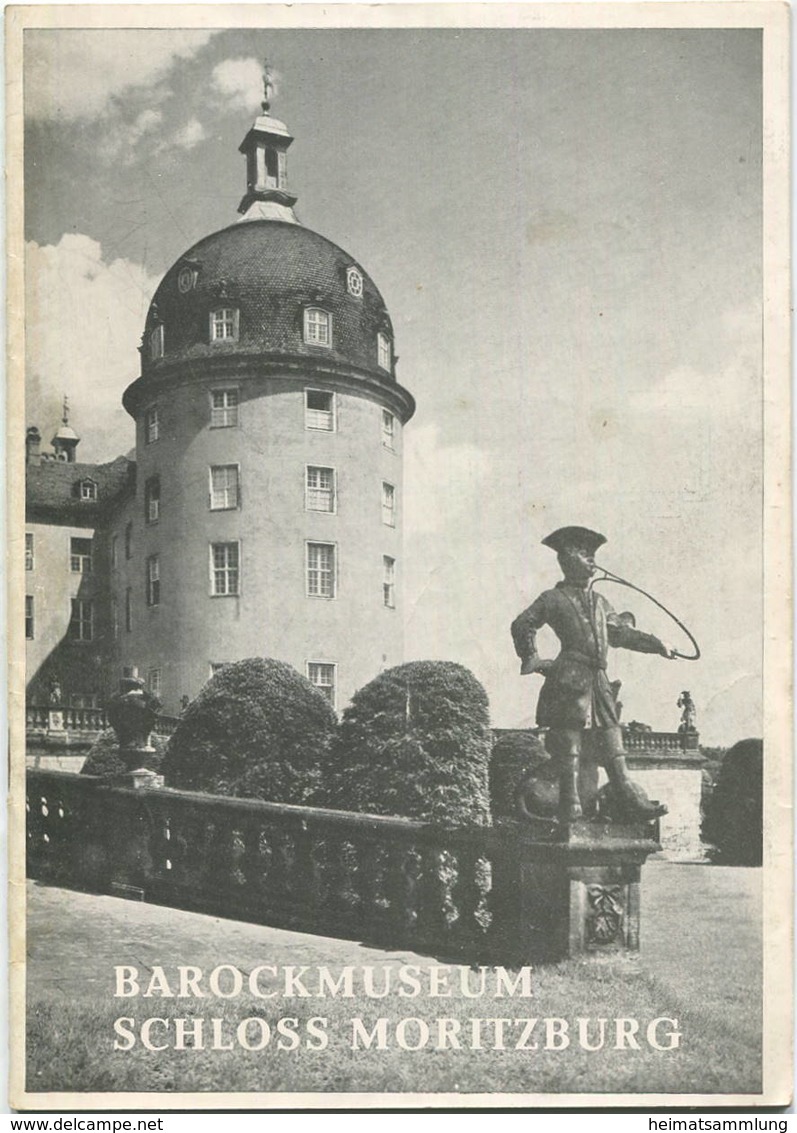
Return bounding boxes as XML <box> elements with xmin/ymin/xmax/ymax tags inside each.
<box><xmin>8</xmin><ymin>3</ymin><xmax>792</xmax><ymax>1110</ymax></box>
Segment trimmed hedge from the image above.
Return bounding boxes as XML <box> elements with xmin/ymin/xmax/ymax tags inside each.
<box><xmin>80</xmin><ymin>729</ymin><xmax>167</xmax><ymax>779</ymax></box>
<box><xmin>319</xmin><ymin>660</ymin><xmax>492</xmax><ymax>824</ymax></box>
<box><xmin>701</xmin><ymin>738</ymin><xmax>763</xmax><ymax>865</ymax></box>
<box><xmin>161</xmin><ymin>658</ymin><xmax>337</xmax><ymax>803</ymax></box>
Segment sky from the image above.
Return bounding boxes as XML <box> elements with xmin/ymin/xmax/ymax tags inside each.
<box><xmin>22</xmin><ymin>23</ymin><xmax>765</xmax><ymax>744</ymax></box>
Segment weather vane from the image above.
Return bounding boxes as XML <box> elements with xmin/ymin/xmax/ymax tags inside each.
<box><xmin>262</xmin><ymin>60</ymin><xmax>273</xmax><ymax>113</ymax></box>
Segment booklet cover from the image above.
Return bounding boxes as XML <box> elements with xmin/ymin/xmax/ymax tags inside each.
<box><xmin>7</xmin><ymin>3</ymin><xmax>792</xmax><ymax>1110</ymax></box>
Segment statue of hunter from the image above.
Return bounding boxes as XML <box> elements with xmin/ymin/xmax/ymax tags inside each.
<box><xmin>511</xmin><ymin>526</ymin><xmax>673</xmax><ymax>824</ymax></box>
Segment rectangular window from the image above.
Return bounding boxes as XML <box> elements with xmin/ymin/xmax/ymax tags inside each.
<box><xmin>306</xmin><ymin>466</ymin><xmax>335</xmax><ymax>512</ymax></box>
<box><xmin>210</xmin><ymin>308</ymin><xmax>239</xmax><ymax>341</ymax></box>
<box><xmin>25</xmin><ymin>533</ymin><xmax>34</xmax><ymax>571</ymax></box>
<box><xmin>70</xmin><ymin>537</ymin><xmax>93</xmax><ymax>573</ymax></box>
<box><xmin>304</xmin><ymin>308</ymin><xmax>331</xmax><ymax>346</ymax></box>
<box><xmin>211</xmin><ymin>388</ymin><xmax>239</xmax><ymax>428</ymax></box>
<box><xmin>125</xmin><ymin>522</ymin><xmax>133</xmax><ymax>560</ymax></box>
<box><xmin>111</xmin><ymin>596</ymin><xmax>119</xmax><ymax>640</ymax></box>
<box><xmin>378</xmin><ymin>332</ymin><xmax>391</xmax><ymax>371</ymax></box>
<box><xmin>149</xmin><ymin>326</ymin><xmax>164</xmax><ymax>361</ymax></box>
<box><xmin>383</xmin><ymin>556</ymin><xmax>396</xmax><ymax>608</ymax></box>
<box><xmin>210</xmin><ymin>465</ymin><xmax>240</xmax><ymax>510</ymax></box>
<box><xmin>80</xmin><ymin>479</ymin><xmax>97</xmax><ymax>501</ymax></box>
<box><xmin>145</xmin><ymin>476</ymin><xmax>160</xmax><ymax>523</ymax></box>
<box><xmin>146</xmin><ymin>555</ymin><xmax>160</xmax><ymax>607</ymax></box>
<box><xmin>110</xmin><ymin>534</ymin><xmax>118</xmax><ymax>570</ymax></box>
<box><xmin>147</xmin><ymin>668</ymin><xmax>162</xmax><ymax>698</ymax></box>
<box><xmin>305</xmin><ymin>389</ymin><xmax>335</xmax><ymax>431</ymax></box>
<box><xmin>211</xmin><ymin>542</ymin><xmax>240</xmax><ymax>596</ymax></box>
<box><xmin>382</xmin><ymin>482</ymin><xmax>396</xmax><ymax>527</ymax></box>
<box><xmin>382</xmin><ymin>410</ymin><xmax>395</xmax><ymax>449</ymax></box>
<box><xmin>307</xmin><ymin>662</ymin><xmax>336</xmax><ymax>707</ymax></box>
<box><xmin>307</xmin><ymin>542</ymin><xmax>335</xmax><ymax>599</ymax></box>
<box><xmin>125</xmin><ymin>587</ymin><xmax>133</xmax><ymax>632</ymax></box>
<box><xmin>145</xmin><ymin>406</ymin><xmax>159</xmax><ymax>443</ymax></box>
<box><xmin>25</xmin><ymin>595</ymin><xmax>34</xmax><ymax>640</ymax></box>
<box><xmin>69</xmin><ymin>598</ymin><xmax>94</xmax><ymax>641</ymax></box>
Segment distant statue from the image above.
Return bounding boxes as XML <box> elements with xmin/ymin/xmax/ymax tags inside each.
<box><xmin>511</xmin><ymin>526</ymin><xmax>674</xmax><ymax>824</ymax></box>
<box><xmin>677</xmin><ymin>690</ymin><xmax>697</xmax><ymax>733</ymax></box>
<box><xmin>106</xmin><ymin>677</ymin><xmax>161</xmax><ymax>753</ymax></box>
<box><xmin>48</xmin><ymin>678</ymin><xmax>62</xmax><ymax>706</ymax></box>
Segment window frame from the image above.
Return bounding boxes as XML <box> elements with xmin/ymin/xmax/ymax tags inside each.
<box><xmin>377</xmin><ymin>331</ymin><xmax>392</xmax><ymax>371</ymax></box>
<box><xmin>145</xmin><ymin>475</ymin><xmax>161</xmax><ymax>524</ymax></box>
<box><xmin>381</xmin><ymin>409</ymin><xmax>396</xmax><ymax>450</ymax></box>
<box><xmin>25</xmin><ymin>595</ymin><xmax>34</xmax><ymax>640</ymax></box>
<box><xmin>306</xmin><ymin>541</ymin><xmax>337</xmax><ymax>600</ymax></box>
<box><xmin>145</xmin><ymin>406</ymin><xmax>160</xmax><ymax>445</ymax></box>
<box><xmin>146</xmin><ymin>554</ymin><xmax>161</xmax><ymax>608</ymax></box>
<box><xmin>125</xmin><ymin>587</ymin><xmax>133</xmax><ymax>632</ymax></box>
<box><xmin>383</xmin><ymin>555</ymin><xmax>396</xmax><ymax>609</ymax></box>
<box><xmin>303</xmin><ymin>307</ymin><xmax>332</xmax><ymax>348</ymax></box>
<box><xmin>306</xmin><ymin>661</ymin><xmax>337</xmax><ymax>709</ymax></box>
<box><xmin>381</xmin><ymin>481</ymin><xmax>396</xmax><ymax>527</ymax></box>
<box><xmin>149</xmin><ymin>324</ymin><xmax>164</xmax><ymax>361</ymax></box>
<box><xmin>70</xmin><ymin>536</ymin><xmax>93</xmax><ymax>574</ymax></box>
<box><xmin>210</xmin><ymin>386</ymin><xmax>240</xmax><ymax>429</ymax></box>
<box><xmin>25</xmin><ymin>533</ymin><xmax>34</xmax><ymax>571</ymax></box>
<box><xmin>304</xmin><ymin>388</ymin><xmax>336</xmax><ymax>432</ymax></box>
<box><xmin>210</xmin><ymin>541</ymin><xmax>241</xmax><ymax>597</ymax></box>
<box><xmin>305</xmin><ymin>465</ymin><xmax>336</xmax><ymax>514</ymax></box>
<box><xmin>209</xmin><ymin>307</ymin><xmax>240</xmax><ymax>343</ymax></box>
<box><xmin>125</xmin><ymin>522</ymin><xmax>133</xmax><ymax>561</ymax></box>
<box><xmin>69</xmin><ymin>598</ymin><xmax>94</xmax><ymax>642</ymax></box>
<box><xmin>147</xmin><ymin>668</ymin><xmax>162</xmax><ymax>698</ymax></box>
<box><xmin>80</xmin><ymin>479</ymin><xmax>98</xmax><ymax>502</ymax></box>
<box><xmin>209</xmin><ymin>464</ymin><xmax>241</xmax><ymax>511</ymax></box>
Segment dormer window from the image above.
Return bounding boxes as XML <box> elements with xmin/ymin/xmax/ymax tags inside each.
<box><xmin>304</xmin><ymin>308</ymin><xmax>332</xmax><ymax>348</ymax></box>
<box><xmin>210</xmin><ymin>307</ymin><xmax>239</xmax><ymax>342</ymax></box>
<box><xmin>378</xmin><ymin>332</ymin><xmax>392</xmax><ymax>372</ymax></box>
<box><xmin>79</xmin><ymin>478</ymin><xmax>97</xmax><ymax>502</ymax></box>
<box><xmin>149</xmin><ymin>324</ymin><xmax>164</xmax><ymax>361</ymax></box>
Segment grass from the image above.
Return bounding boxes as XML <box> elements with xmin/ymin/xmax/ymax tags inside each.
<box><xmin>27</xmin><ymin>954</ymin><xmax>761</xmax><ymax>1096</ymax></box>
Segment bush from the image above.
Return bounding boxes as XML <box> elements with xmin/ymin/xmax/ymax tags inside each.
<box><xmin>161</xmin><ymin>658</ymin><xmax>337</xmax><ymax>803</ymax></box>
<box><xmin>80</xmin><ymin>729</ymin><xmax>167</xmax><ymax>779</ymax></box>
<box><xmin>318</xmin><ymin>660</ymin><xmax>492</xmax><ymax>824</ymax></box>
<box><xmin>489</xmin><ymin>730</ymin><xmax>551</xmax><ymax>820</ymax></box>
<box><xmin>701</xmin><ymin>738</ymin><xmax>762</xmax><ymax>865</ymax></box>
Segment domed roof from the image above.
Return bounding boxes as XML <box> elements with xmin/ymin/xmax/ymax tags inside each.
<box><xmin>141</xmin><ymin>220</ymin><xmax>397</xmax><ymax>382</ymax></box>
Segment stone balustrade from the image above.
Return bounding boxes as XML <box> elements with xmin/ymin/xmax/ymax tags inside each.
<box><xmin>26</xmin><ymin>768</ymin><xmax>660</xmax><ymax>963</ymax></box>
<box><xmin>25</xmin><ymin>706</ymin><xmax>179</xmax><ymax>737</ymax></box>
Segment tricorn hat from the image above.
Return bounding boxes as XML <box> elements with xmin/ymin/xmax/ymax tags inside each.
<box><xmin>541</xmin><ymin>526</ymin><xmax>607</xmax><ymax>555</ymax></box>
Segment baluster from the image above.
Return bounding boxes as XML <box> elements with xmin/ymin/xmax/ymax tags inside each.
<box><xmin>356</xmin><ymin>837</ymin><xmax>383</xmax><ymax>936</ymax></box>
<box><xmin>452</xmin><ymin>847</ymin><xmax>489</xmax><ymax>944</ymax></box>
<box><xmin>385</xmin><ymin>842</ymin><xmax>420</xmax><ymax>941</ymax></box>
<box><xmin>417</xmin><ymin>845</ymin><xmax>449</xmax><ymax>944</ymax></box>
<box><xmin>289</xmin><ymin>821</ymin><xmax>320</xmax><ymax>931</ymax></box>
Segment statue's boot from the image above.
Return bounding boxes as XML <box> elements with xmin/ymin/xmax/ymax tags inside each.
<box><xmin>604</xmin><ymin>754</ymin><xmax>668</xmax><ymax>818</ymax></box>
<box><xmin>558</xmin><ymin>755</ymin><xmax>582</xmax><ymax>823</ymax></box>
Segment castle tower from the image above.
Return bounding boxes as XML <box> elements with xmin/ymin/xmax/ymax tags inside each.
<box><xmin>116</xmin><ymin>75</ymin><xmax>415</xmax><ymax>712</ymax></box>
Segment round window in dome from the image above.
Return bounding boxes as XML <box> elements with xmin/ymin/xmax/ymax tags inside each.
<box><xmin>177</xmin><ymin>267</ymin><xmax>195</xmax><ymax>294</ymax></box>
<box><xmin>346</xmin><ymin>266</ymin><xmax>364</xmax><ymax>298</ymax></box>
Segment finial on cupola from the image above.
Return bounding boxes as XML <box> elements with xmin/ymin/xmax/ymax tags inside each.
<box><xmin>51</xmin><ymin>393</ymin><xmax>80</xmax><ymax>462</ymax></box>
<box><xmin>237</xmin><ymin>61</ymin><xmax>299</xmax><ymax>225</ymax></box>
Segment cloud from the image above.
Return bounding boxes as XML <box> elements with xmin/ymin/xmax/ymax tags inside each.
<box><xmin>172</xmin><ymin>118</ymin><xmax>206</xmax><ymax>150</ymax></box>
<box><xmin>404</xmin><ymin>424</ymin><xmax>491</xmax><ymax>536</ymax></box>
<box><xmin>25</xmin><ymin>30</ymin><xmax>215</xmax><ymax>120</ymax></box>
<box><xmin>100</xmin><ymin>108</ymin><xmax>164</xmax><ymax>164</ymax></box>
<box><xmin>25</xmin><ymin>234</ymin><xmax>161</xmax><ymax>461</ymax></box>
<box><xmin>211</xmin><ymin>58</ymin><xmax>276</xmax><ymax>114</ymax></box>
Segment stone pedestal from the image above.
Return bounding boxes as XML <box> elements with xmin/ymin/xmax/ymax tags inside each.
<box><xmin>510</xmin><ymin>817</ymin><xmax>660</xmax><ymax>961</ymax></box>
